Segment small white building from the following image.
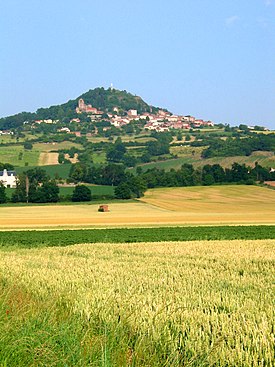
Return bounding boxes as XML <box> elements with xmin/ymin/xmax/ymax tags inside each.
<box><xmin>0</xmin><ymin>169</ymin><xmax>17</xmax><ymax>188</ymax></box>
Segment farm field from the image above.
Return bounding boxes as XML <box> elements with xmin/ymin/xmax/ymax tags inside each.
<box><xmin>0</xmin><ymin>239</ymin><xmax>274</xmax><ymax>366</ymax></box>
<box><xmin>0</xmin><ymin>142</ymin><xmax>81</xmax><ymax>167</ymax></box>
<box><xmin>34</xmin><ymin>141</ymin><xmax>82</xmax><ymax>166</ymax></box>
<box><xmin>0</xmin><ymin>145</ymin><xmax>40</xmax><ymax>167</ymax></box>
<box><xmin>38</xmin><ymin>151</ymin><xmax>59</xmax><ymax>165</ymax></box>
<box><xmin>136</xmin><ymin>148</ymin><xmax>275</xmax><ymax>171</ymax></box>
<box><xmin>0</xmin><ymin>185</ymin><xmax>274</xmax><ymax>229</ymax></box>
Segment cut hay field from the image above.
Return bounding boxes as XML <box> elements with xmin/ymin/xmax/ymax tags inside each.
<box><xmin>0</xmin><ymin>185</ymin><xmax>274</xmax><ymax>229</ymax></box>
<box><xmin>0</xmin><ymin>239</ymin><xmax>274</xmax><ymax>366</ymax></box>
<box><xmin>38</xmin><ymin>151</ymin><xmax>59</xmax><ymax>165</ymax></box>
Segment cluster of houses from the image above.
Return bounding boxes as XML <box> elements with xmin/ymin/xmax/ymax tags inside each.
<box><xmin>74</xmin><ymin>99</ymin><xmax>215</xmax><ymax>132</ymax></box>
<box><xmin>31</xmin><ymin>99</ymin><xmax>215</xmax><ymax>135</ymax></box>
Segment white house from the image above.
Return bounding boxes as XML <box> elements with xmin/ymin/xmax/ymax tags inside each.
<box><xmin>0</xmin><ymin>169</ymin><xmax>17</xmax><ymax>188</ymax></box>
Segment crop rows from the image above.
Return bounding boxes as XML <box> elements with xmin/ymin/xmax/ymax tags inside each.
<box><xmin>0</xmin><ymin>225</ymin><xmax>275</xmax><ymax>248</ymax></box>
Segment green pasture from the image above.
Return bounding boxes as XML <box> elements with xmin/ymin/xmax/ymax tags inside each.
<box><xmin>0</xmin><ymin>145</ymin><xmax>40</xmax><ymax>167</ymax></box>
<box><xmin>0</xmin><ymin>141</ymin><xmax>83</xmax><ymax>168</ymax></box>
<box><xmin>16</xmin><ymin>163</ymin><xmax>72</xmax><ymax>179</ymax></box>
<box><xmin>33</xmin><ymin>141</ymin><xmax>82</xmax><ymax>152</ymax></box>
<box><xmin>0</xmin><ymin>133</ymin><xmax>41</xmax><ymax>144</ymax></box>
<box><xmin>58</xmin><ymin>185</ymin><xmax>115</xmax><ymax>198</ymax></box>
<box><xmin>92</xmin><ymin>151</ymin><xmax>106</xmax><ymax>164</ymax></box>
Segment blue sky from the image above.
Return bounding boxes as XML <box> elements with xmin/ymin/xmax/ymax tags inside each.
<box><xmin>0</xmin><ymin>0</ymin><xmax>274</xmax><ymax>128</ymax></box>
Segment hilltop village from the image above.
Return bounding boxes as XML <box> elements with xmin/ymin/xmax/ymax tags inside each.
<box><xmin>33</xmin><ymin>98</ymin><xmax>214</xmax><ymax>134</ymax></box>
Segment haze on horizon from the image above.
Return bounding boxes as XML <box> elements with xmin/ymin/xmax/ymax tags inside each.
<box><xmin>0</xmin><ymin>0</ymin><xmax>274</xmax><ymax>129</ymax></box>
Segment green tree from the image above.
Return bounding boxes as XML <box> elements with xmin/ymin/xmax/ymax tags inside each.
<box><xmin>72</xmin><ymin>185</ymin><xmax>92</xmax><ymax>202</ymax></box>
<box><xmin>127</xmin><ymin>176</ymin><xmax>147</xmax><ymax>198</ymax></box>
<box><xmin>203</xmin><ymin>173</ymin><xmax>215</xmax><ymax>186</ymax></box>
<box><xmin>106</xmin><ymin>137</ymin><xmax>126</xmax><ymax>163</ymax></box>
<box><xmin>114</xmin><ymin>183</ymin><xmax>132</xmax><ymax>199</ymax></box>
<box><xmin>0</xmin><ymin>184</ymin><xmax>7</xmax><ymax>204</ymax></box>
<box><xmin>69</xmin><ymin>163</ymin><xmax>87</xmax><ymax>182</ymax></box>
<box><xmin>40</xmin><ymin>181</ymin><xmax>59</xmax><ymax>202</ymax></box>
<box><xmin>23</xmin><ymin>141</ymin><xmax>33</xmax><ymax>150</ymax></box>
<box><xmin>177</xmin><ymin>131</ymin><xmax>183</xmax><ymax>141</ymax></box>
<box><xmin>12</xmin><ymin>174</ymin><xmax>27</xmax><ymax>203</ymax></box>
<box><xmin>185</xmin><ymin>134</ymin><xmax>191</xmax><ymax>142</ymax></box>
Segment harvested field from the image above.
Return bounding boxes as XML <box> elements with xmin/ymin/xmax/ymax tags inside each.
<box><xmin>38</xmin><ymin>151</ymin><xmax>59</xmax><ymax>165</ymax></box>
<box><xmin>0</xmin><ymin>185</ymin><xmax>274</xmax><ymax>229</ymax></box>
<box><xmin>140</xmin><ymin>185</ymin><xmax>275</xmax><ymax>212</ymax></box>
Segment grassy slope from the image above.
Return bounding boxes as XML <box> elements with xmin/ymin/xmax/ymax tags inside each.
<box><xmin>0</xmin><ymin>145</ymin><xmax>40</xmax><ymax>167</ymax></box>
<box><xmin>0</xmin><ymin>141</ymin><xmax>82</xmax><ymax>168</ymax></box>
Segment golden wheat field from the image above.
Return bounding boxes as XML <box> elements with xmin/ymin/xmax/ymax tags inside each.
<box><xmin>0</xmin><ymin>239</ymin><xmax>274</xmax><ymax>366</ymax></box>
<box><xmin>0</xmin><ymin>185</ymin><xmax>274</xmax><ymax>229</ymax></box>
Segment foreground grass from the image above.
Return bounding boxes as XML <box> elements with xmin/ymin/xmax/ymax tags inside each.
<box><xmin>0</xmin><ymin>239</ymin><xmax>274</xmax><ymax>366</ymax></box>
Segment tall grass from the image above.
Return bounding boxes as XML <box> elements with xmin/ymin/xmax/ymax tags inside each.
<box><xmin>0</xmin><ymin>239</ymin><xmax>274</xmax><ymax>366</ymax></box>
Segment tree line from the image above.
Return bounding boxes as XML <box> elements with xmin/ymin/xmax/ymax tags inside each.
<box><xmin>68</xmin><ymin>161</ymin><xmax>275</xmax><ymax>199</ymax></box>
<box><xmin>0</xmin><ymin>168</ymin><xmax>94</xmax><ymax>204</ymax></box>
<box><xmin>1</xmin><ymin>161</ymin><xmax>274</xmax><ymax>204</ymax></box>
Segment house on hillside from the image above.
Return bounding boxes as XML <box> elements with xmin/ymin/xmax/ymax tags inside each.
<box><xmin>0</xmin><ymin>169</ymin><xmax>17</xmax><ymax>188</ymax></box>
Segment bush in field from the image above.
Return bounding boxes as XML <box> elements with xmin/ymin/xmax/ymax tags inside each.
<box><xmin>72</xmin><ymin>185</ymin><xmax>91</xmax><ymax>202</ymax></box>
<box><xmin>23</xmin><ymin>141</ymin><xmax>33</xmax><ymax>150</ymax></box>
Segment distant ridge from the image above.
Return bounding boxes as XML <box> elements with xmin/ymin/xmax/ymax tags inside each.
<box><xmin>0</xmin><ymin>87</ymin><xmax>166</xmax><ymax>130</ymax></box>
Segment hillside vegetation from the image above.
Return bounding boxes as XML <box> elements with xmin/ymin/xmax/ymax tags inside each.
<box><xmin>0</xmin><ymin>88</ymin><xmax>160</xmax><ymax>129</ymax></box>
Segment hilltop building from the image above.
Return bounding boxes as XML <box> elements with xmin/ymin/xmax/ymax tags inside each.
<box><xmin>0</xmin><ymin>169</ymin><xmax>17</xmax><ymax>188</ymax></box>
<box><xmin>76</xmin><ymin>99</ymin><xmax>102</xmax><ymax>115</ymax></box>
